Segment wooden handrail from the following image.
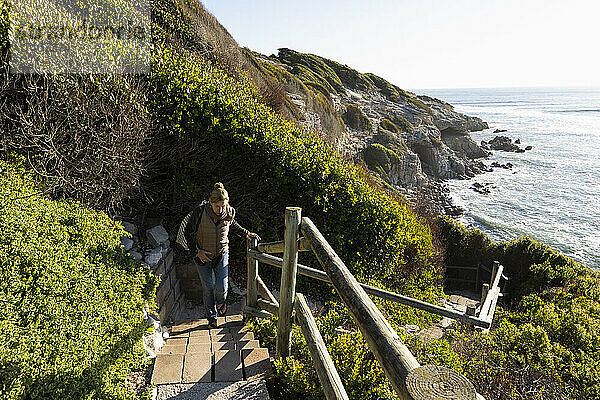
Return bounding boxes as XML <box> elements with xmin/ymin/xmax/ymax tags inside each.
<box><xmin>247</xmin><ymin>249</ymin><xmax>490</xmax><ymax>328</ymax></box>
<box><xmin>245</xmin><ymin>210</ymin><xmax>487</xmax><ymax>400</ymax></box>
<box><xmin>295</xmin><ymin>293</ymin><xmax>349</xmax><ymax>400</ymax></box>
<box><xmin>257</xmin><ymin>237</ymin><xmax>311</xmax><ymax>253</ymax></box>
<box><xmin>301</xmin><ymin>216</ymin><xmax>419</xmax><ymax>399</ymax></box>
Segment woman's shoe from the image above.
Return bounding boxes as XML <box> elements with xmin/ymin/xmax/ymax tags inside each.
<box><xmin>216</xmin><ymin>303</ymin><xmax>227</xmax><ymax>317</ymax></box>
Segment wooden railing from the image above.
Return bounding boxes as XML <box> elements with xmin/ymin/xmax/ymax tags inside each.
<box><xmin>243</xmin><ymin>207</ymin><xmax>492</xmax><ymax>400</ymax></box>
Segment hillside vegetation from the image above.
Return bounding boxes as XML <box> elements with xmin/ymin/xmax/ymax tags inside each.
<box><xmin>0</xmin><ymin>159</ymin><xmax>157</xmax><ymax>398</ymax></box>
<box><xmin>2</xmin><ymin>0</ymin><xmax>600</xmax><ymax>399</ymax></box>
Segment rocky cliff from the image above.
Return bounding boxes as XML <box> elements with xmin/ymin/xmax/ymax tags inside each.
<box><xmin>257</xmin><ymin>48</ymin><xmax>489</xmax><ymax>190</ymax></box>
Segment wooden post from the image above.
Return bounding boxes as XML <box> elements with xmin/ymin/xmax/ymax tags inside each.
<box><xmin>295</xmin><ymin>293</ymin><xmax>349</xmax><ymax>400</ymax></box>
<box><xmin>491</xmin><ymin>261</ymin><xmax>499</xmax><ymax>285</ymax></box>
<box><xmin>276</xmin><ymin>207</ymin><xmax>301</xmax><ymax>357</ymax></box>
<box><xmin>247</xmin><ymin>237</ymin><xmax>259</xmax><ymax>309</ymax></box>
<box><xmin>481</xmin><ymin>283</ymin><xmax>489</xmax><ymax>306</ymax></box>
<box><xmin>301</xmin><ymin>217</ymin><xmax>419</xmax><ymax>399</ymax></box>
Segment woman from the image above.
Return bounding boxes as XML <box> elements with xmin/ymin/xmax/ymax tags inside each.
<box><xmin>184</xmin><ymin>182</ymin><xmax>260</xmax><ymax>327</ymax></box>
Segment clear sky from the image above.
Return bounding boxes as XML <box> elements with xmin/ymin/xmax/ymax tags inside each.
<box><xmin>201</xmin><ymin>0</ymin><xmax>600</xmax><ymax>90</ymax></box>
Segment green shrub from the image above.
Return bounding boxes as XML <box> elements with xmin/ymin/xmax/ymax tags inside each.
<box><xmin>0</xmin><ymin>159</ymin><xmax>157</xmax><ymax>399</ymax></box>
<box><xmin>379</xmin><ymin>119</ymin><xmax>399</xmax><ymax>133</ymax></box>
<box><xmin>341</xmin><ymin>104</ymin><xmax>372</xmax><ymax>131</ymax></box>
<box><xmin>439</xmin><ymin>216</ymin><xmax>600</xmax><ymax>399</ymax></box>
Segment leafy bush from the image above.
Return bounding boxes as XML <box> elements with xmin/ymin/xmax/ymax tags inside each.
<box><xmin>0</xmin><ymin>159</ymin><xmax>157</xmax><ymax>399</ymax></box>
<box><xmin>439</xmin><ymin>216</ymin><xmax>600</xmax><ymax>399</ymax></box>
<box><xmin>379</xmin><ymin>119</ymin><xmax>399</xmax><ymax>133</ymax></box>
<box><xmin>341</xmin><ymin>104</ymin><xmax>373</xmax><ymax>131</ymax></box>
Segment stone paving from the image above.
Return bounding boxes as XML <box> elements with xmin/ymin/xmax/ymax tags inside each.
<box><xmin>151</xmin><ymin>314</ymin><xmax>272</xmax><ymax>386</ymax></box>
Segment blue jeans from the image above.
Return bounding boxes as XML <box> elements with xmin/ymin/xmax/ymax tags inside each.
<box><xmin>195</xmin><ymin>250</ymin><xmax>228</xmax><ymax>324</ymax></box>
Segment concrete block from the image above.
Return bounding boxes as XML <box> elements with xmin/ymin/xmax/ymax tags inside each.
<box><xmin>189</xmin><ymin>336</ymin><xmax>211</xmax><ymax>344</ymax></box>
<box><xmin>160</xmin><ymin>344</ymin><xmax>186</xmax><ymax>355</ymax></box>
<box><xmin>190</xmin><ymin>329</ymin><xmax>210</xmax><ymax>337</ymax></box>
<box><xmin>237</xmin><ymin>340</ymin><xmax>260</xmax><ymax>350</ymax></box>
<box><xmin>231</xmin><ymin>326</ymin><xmax>250</xmax><ymax>335</ymax></box>
<box><xmin>213</xmin><ymin>341</ymin><xmax>236</xmax><ymax>351</ymax></box>
<box><xmin>151</xmin><ymin>354</ymin><xmax>183</xmax><ymax>384</ymax></box>
<box><xmin>187</xmin><ymin>342</ymin><xmax>212</xmax><ymax>354</ymax></box>
<box><xmin>210</xmin><ymin>328</ymin><xmax>230</xmax><ymax>336</ymax></box>
<box><xmin>182</xmin><ymin>353</ymin><xmax>212</xmax><ymax>383</ymax></box>
<box><xmin>242</xmin><ymin>348</ymin><xmax>271</xmax><ymax>381</ymax></box>
<box><xmin>165</xmin><ymin>337</ymin><xmax>188</xmax><ymax>346</ymax></box>
<box><xmin>214</xmin><ymin>350</ymin><xmax>242</xmax><ymax>382</ymax></box>
<box><xmin>225</xmin><ymin>314</ymin><xmax>243</xmax><ymax>327</ymax></box>
<box><xmin>211</xmin><ymin>334</ymin><xmax>233</xmax><ymax>342</ymax></box>
<box><xmin>233</xmin><ymin>332</ymin><xmax>254</xmax><ymax>342</ymax></box>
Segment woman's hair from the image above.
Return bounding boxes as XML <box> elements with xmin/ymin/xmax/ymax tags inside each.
<box><xmin>209</xmin><ymin>182</ymin><xmax>229</xmax><ymax>203</ymax></box>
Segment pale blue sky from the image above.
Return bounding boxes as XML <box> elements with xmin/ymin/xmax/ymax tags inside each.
<box><xmin>201</xmin><ymin>0</ymin><xmax>600</xmax><ymax>90</ymax></box>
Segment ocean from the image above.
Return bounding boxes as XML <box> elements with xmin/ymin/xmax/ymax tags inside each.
<box><xmin>420</xmin><ymin>87</ymin><xmax>600</xmax><ymax>269</ymax></box>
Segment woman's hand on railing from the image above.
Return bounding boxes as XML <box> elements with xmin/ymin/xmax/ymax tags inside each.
<box><xmin>247</xmin><ymin>232</ymin><xmax>261</xmax><ymax>241</ymax></box>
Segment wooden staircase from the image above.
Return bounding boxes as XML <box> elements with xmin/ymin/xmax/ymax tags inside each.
<box><xmin>151</xmin><ymin>314</ymin><xmax>271</xmax><ymax>385</ymax></box>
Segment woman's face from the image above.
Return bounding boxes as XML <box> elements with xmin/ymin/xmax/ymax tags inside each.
<box><xmin>211</xmin><ymin>200</ymin><xmax>227</xmax><ymax>215</ymax></box>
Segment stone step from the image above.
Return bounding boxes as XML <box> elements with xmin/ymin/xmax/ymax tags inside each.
<box><xmin>242</xmin><ymin>348</ymin><xmax>271</xmax><ymax>381</ymax></box>
<box><xmin>182</xmin><ymin>352</ymin><xmax>212</xmax><ymax>383</ymax></box>
<box><xmin>152</xmin><ymin>315</ymin><xmax>271</xmax><ymax>385</ymax></box>
<box><xmin>214</xmin><ymin>350</ymin><xmax>243</xmax><ymax>382</ymax></box>
<box><xmin>152</xmin><ymin>354</ymin><xmax>183</xmax><ymax>385</ymax></box>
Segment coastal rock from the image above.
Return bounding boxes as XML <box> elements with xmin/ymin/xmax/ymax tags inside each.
<box><xmin>488</xmin><ymin>136</ymin><xmax>522</xmax><ymax>152</ymax></box>
<box><xmin>491</xmin><ymin>161</ymin><xmax>513</xmax><ymax>169</ymax></box>
<box><xmin>525</xmin><ymin>145</ymin><xmax>533</xmax><ymax>150</ymax></box>
<box><xmin>493</xmin><ymin>128</ymin><xmax>508</xmax><ymax>133</ymax></box>
<box><xmin>363</xmin><ymin>142</ymin><xmax>426</xmax><ymax>188</ymax></box>
<box><xmin>266</xmin><ymin>49</ymin><xmax>492</xmax><ymax>190</ymax></box>
<box><xmin>440</xmin><ymin>127</ymin><xmax>488</xmax><ymax>159</ymax></box>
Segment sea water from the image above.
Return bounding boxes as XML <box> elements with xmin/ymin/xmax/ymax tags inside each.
<box><xmin>420</xmin><ymin>87</ymin><xmax>600</xmax><ymax>268</ymax></box>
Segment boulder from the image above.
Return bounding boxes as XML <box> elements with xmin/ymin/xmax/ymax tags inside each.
<box><xmin>120</xmin><ymin>237</ymin><xmax>134</xmax><ymax>251</ymax></box>
<box><xmin>144</xmin><ymin>247</ymin><xmax>163</xmax><ymax>268</ymax></box>
<box><xmin>121</xmin><ymin>221</ymin><xmax>138</xmax><ymax>235</ymax></box>
<box><xmin>488</xmin><ymin>136</ymin><xmax>522</xmax><ymax>152</ymax></box>
<box><xmin>146</xmin><ymin>225</ymin><xmax>169</xmax><ymax>247</ymax></box>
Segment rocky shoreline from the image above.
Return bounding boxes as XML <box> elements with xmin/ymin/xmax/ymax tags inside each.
<box><xmin>260</xmin><ymin>49</ymin><xmax>535</xmax><ymax>217</ymax></box>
